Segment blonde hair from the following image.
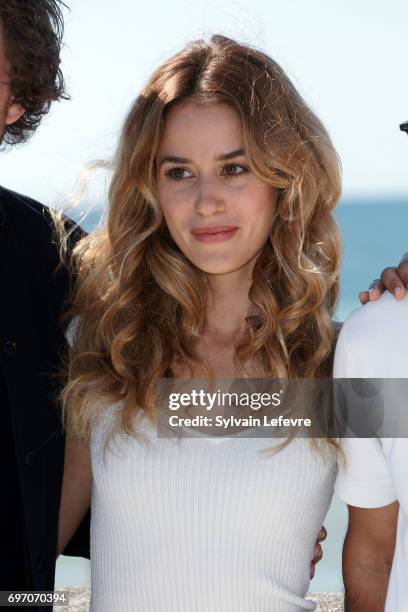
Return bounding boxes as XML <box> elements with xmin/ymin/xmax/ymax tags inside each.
<box><xmin>61</xmin><ymin>35</ymin><xmax>342</xmax><ymax>442</ymax></box>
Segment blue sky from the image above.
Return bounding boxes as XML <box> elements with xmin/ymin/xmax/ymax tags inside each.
<box><xmin>1</xmin><ymin>0</ymin><xmax>408</xmax><ymax>206</ymax></box>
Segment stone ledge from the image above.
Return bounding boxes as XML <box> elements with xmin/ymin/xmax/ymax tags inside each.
<box><xmin>55</xmin><ymin>587</ymin><xmax>344</xmax><ymax>611</ymax></box>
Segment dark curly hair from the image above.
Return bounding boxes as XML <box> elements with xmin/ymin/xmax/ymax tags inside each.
<box><xmin>0</xmin><ymin>0</ymin><xmax>69</xmax><ymax>145</ymax></box>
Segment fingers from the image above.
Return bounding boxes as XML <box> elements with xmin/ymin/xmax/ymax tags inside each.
<box><xmin>317</xmin><ymin>525</ymin><xmax>327</xmax><ymax>543</ymax></box>
<box><xmin>310</xmin><ymin>542</ymin><xmax>323</xmax><ymax>579</ymax></box>
<box><xmin>397</xmin><ymin>252</ymin><xmax>408</xmax><ymax>287</ymax></box>
<box><xmin>359</xmin><ymin>275</ymin><xmax>404</xmax><ymax>304</ymax></box>
<box><xmin>358</xmin><ymin>290</ymin><xmax>369</xmax><ymax>305</ymax></box>
<box><xmin>359</xmin><ymin>279</ymin><xmax>384</xmax><ymax>304</ymax></box>
<box><xmin>380</xmin><ymin>267</ymin><xmax>407</xmax><ymax>300</ymax></box>
<box><xmin>369</xmin><ymin>278</ymin><xmax>385</xmax><ymax>300</ymax></box>
<box><xmin>379</xmin><ymin>254</ymin><xmax>408</xmax><ymax>299</ymax></box>
<box><xmin>359</xmin><ymin>253</ymin><xmax>408</xmax><ymax>305</ymax></box>
<box><xmin>313</xmin><ymin>542</ymin><xmax>323</xmax><ymax>562</ymax></box>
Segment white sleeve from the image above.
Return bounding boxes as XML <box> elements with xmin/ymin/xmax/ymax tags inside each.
<box><xmin>333</xmin><ymin>324</ymin><xmax>397</xmax><ymax>508</ymax></box>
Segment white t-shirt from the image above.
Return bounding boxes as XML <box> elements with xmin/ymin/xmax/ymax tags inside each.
<box><xmin>334</xmin><ymin>291</ymin><xmax>408</xmax><ymax>612</ymax></box>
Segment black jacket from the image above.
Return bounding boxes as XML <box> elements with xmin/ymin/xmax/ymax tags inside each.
<box><xmin>0</xmin><ymin>186</ymin><xmax>90</xmax><ymax>602</ymax></box>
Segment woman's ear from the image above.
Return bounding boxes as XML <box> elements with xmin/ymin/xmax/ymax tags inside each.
<box><xmin>5</xmin><ymin>99</ymin><xmax>24</xmax><ymax>125</ymax></box>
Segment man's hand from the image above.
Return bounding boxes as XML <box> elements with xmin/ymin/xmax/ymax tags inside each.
<box><xmin>359</xmin><ymin>253</ymin><xmax>408</xmax><ymax>304</ymax></box>
<box><xmin>343</xmin><ymin>502</ymin><xmax>398</xmax><ymax>611</ymax></box>
<box><xmin>310</xmin><ymin>526</ymin><xmax>327</xmax><ymax>579</ymax></box>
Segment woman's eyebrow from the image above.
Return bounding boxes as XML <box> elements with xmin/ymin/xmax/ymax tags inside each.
<box><xmin>159</xmin><ymin>148</ymin><xmax>246</xmax><ymax>167</ymax></box>
<box><xmin>215</xmin><ymin>148</ymin><xmax>245</xmax><ymax>161</ymax></box>
<box><xmin>159</xmin><ymin>155</ymin><xmax>189</xmax><ymax>167</ymax></box>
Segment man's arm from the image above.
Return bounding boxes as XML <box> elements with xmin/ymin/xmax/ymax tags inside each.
<box><xmin>343</xmin><ymin>501</ymin><xmax>399</xmax><ymax>612</ymax></box>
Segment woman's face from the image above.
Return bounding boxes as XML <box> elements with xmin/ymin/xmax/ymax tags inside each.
<box><xmin>156</xmin><ymin>100</ymin><xmax>277</xmax><ymax>277</ymax></box>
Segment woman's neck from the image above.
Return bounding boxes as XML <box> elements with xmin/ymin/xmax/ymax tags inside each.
<box><xmin>205</xmin><ymin>268</ymin><xmax>253</xmax><ymax>340</ymax></box>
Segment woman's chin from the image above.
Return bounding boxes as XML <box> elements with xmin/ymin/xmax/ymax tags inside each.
<box><xmin>190</xmin><ymin>259</ymin><xmax>253</xmax><ymax>277</ymax></box>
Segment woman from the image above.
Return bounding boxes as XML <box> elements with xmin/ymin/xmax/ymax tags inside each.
<box><xmin>58</xmin><ymin>34</ymin><xmax>343</xmax><ymax>611</ymax></box>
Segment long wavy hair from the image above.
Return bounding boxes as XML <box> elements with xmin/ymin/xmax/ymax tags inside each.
<box><xmin>61</xmin><ymin>34</ymin><xmax>342</xmax><ymax>441</ymax></box>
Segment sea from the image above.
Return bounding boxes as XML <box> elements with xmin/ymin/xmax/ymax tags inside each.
<box><xmin>56</xmin><ymin>197</ymin><xmax>408</xmax><ymax>592</ymax></box>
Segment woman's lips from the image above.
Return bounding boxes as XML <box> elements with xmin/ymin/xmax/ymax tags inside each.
<box><xmin>191</xmin><ymin>225</ymin><xmax>239</xmax><ymax>243</ymax></box>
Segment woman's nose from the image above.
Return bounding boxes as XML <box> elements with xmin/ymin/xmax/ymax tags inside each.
<box><xmin>194</xmin><ymin>176</ymin><xmax>225</xmax><ymax>216</ymax></box>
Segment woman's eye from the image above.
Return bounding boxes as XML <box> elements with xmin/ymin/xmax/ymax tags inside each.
<box><xmin>165</xmin><ymin>167</ymin><xmax>192</xmax><ymax>181</ymax></box>
<box><xmin>222</xmin><ymin>163</ymin><xmax>248</xmax><ymax>176</ymax></box>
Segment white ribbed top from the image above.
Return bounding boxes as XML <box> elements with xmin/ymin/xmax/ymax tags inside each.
<box><xmin>89</xmin><ymin>408</ymin><xmax>336</xmax><ymax>612</ymax></box>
